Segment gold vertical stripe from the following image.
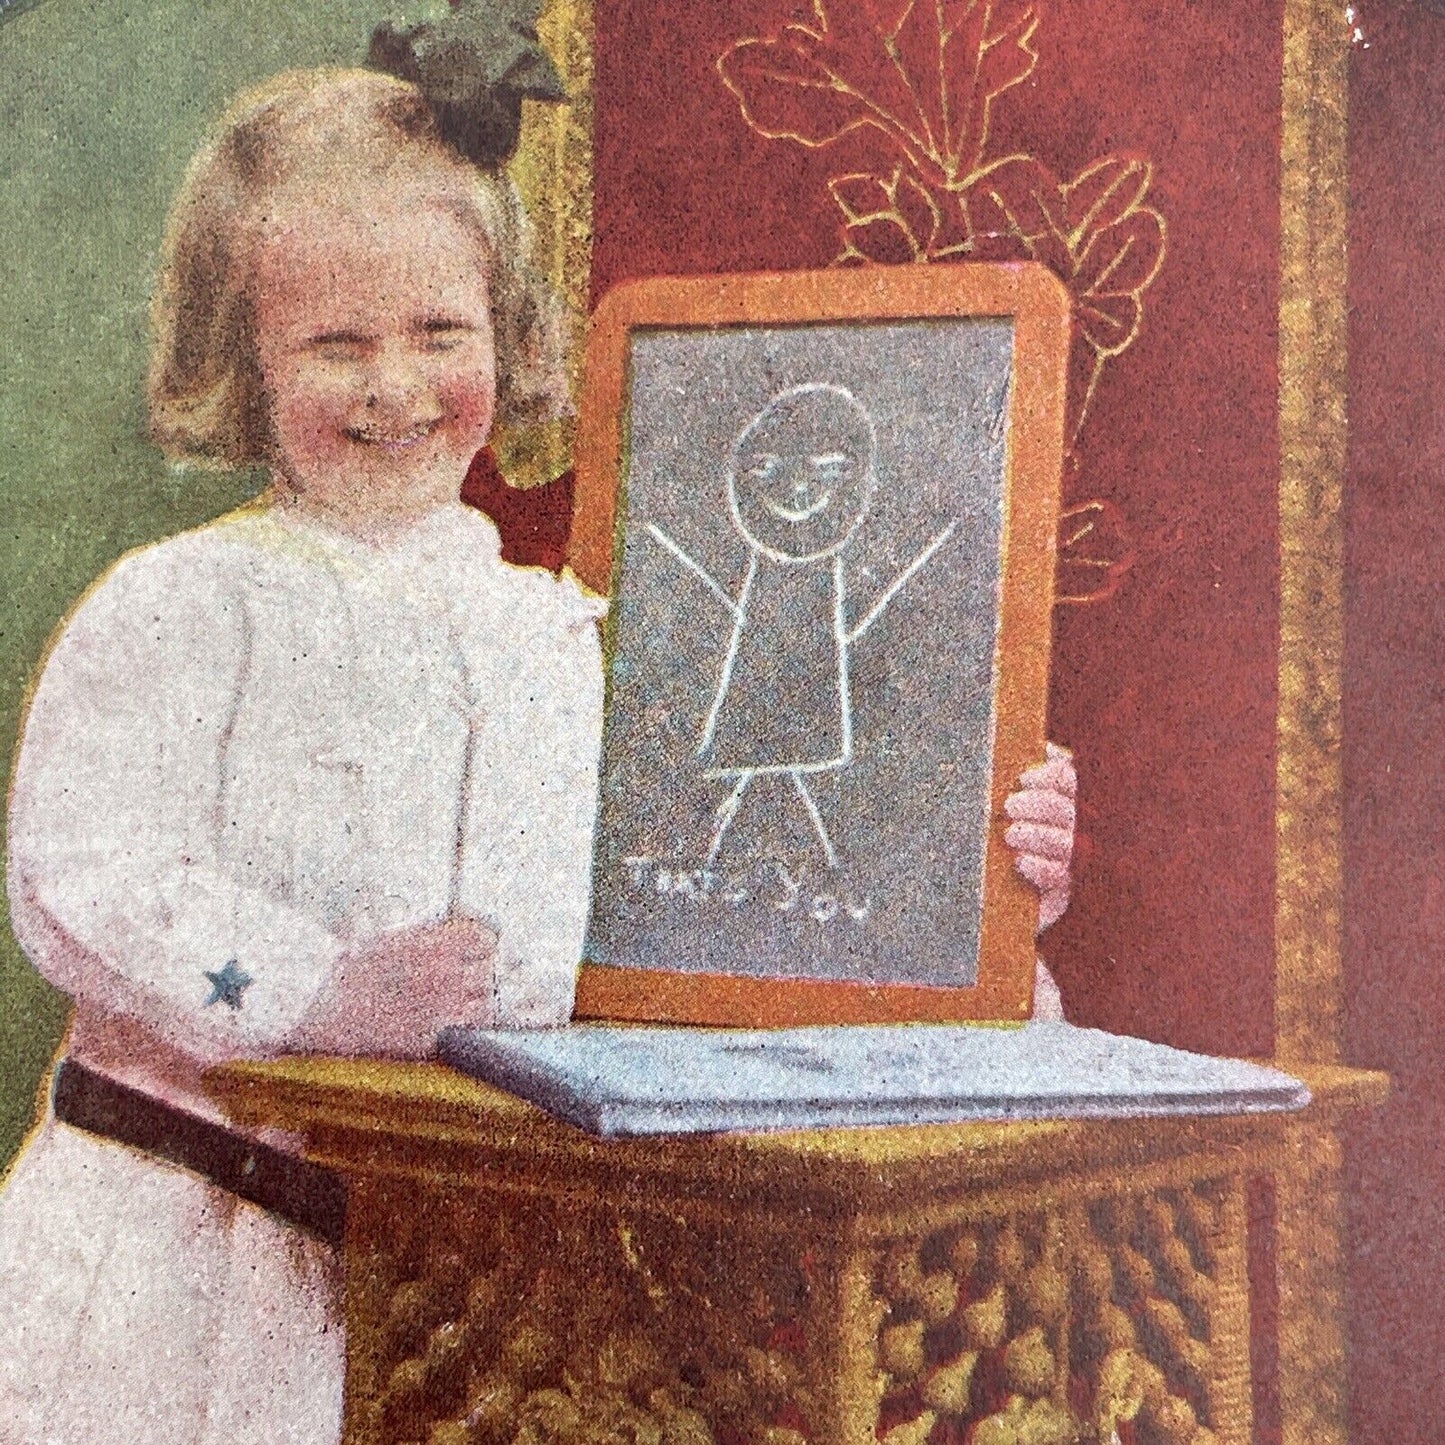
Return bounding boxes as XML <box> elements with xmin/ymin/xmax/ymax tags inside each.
<box><xmin>1277</xmin><ymin>0</ymin><xmax>1348</xmax><ymax>1066</ymax></box>
<box><xmin>521</xmin><ymin>0</ymin><xmax>595</xmax><ymax>351</ymax></box>
<box><xmin>497</xmin><ymin>0</ymin><xmax>595</xmax><ymax>489</ymax></box>
<box><xmin>810</xmin><ymin>1233</ymin><xmax>887</xmax><ymax>1445</ymax></box>
<box><xmin>1277</xmin><ymin>7</ymin><xmax>1350</xmax><ymax>1445</ymax></box>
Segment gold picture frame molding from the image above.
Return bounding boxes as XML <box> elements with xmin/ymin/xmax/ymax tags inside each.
<box><xmin>1278</xmin><ymin>0</ymin><xmax>1348</xmax><ymax>1069</ymax></box>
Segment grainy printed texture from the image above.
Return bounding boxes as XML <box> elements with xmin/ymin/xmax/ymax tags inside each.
<box><xmin>494</xmin><ymin>0</ymin><xmax>592</xmax><ymax>489</ymax></box>
<box><xmin>208</xmin><ymin>1061</ymin><xmax>1377</xmax><ymax>1445</ymax></box>
<box><xmin>0</xmin><ymin>0</ymin><xmax>1426</xmax><ymax>1442</ymax></box>
<box><xmin>1277</xmin><ymin>0</ymin><xmax>1348</xmax><ymax>1073</ymax></box>
<box><xmin>1343</xmin><ymin>7</ymin><xmax>1445</xmax><ymax>1440</ymax></box>
<box><xmin>1274</xmin><ymin>6</ymin><xmax>1352</xmax><ymax>1445</ymax></box>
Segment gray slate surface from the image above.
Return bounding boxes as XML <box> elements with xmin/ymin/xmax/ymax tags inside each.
<box><xmin>587</xmin><ymin>320</ymin><xmax>1015</xmax><ymax>990</ymax></box>
<box><xmin>437</xmin><ymin>1021</ymin><xmax>1310</xmax><ymax>1137</ymax></box>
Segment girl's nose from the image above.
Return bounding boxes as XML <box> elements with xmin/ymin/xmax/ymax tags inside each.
<box><xmin>363</xmin><ymin>351</ymin><xmax>443</xmax><ymax>426</ymax></box>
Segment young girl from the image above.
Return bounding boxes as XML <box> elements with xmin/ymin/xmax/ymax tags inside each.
<box><xmin>0</xmin><ymin>67</ymin><xmax>603</xmax><ymax>1443</ymax></box>
<box><xmin>0</xmin><ymin>66</ymin><xmax>1074</xmax><ymax>1445</ymax></box>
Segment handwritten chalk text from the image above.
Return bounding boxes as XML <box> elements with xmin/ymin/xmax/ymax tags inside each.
<box><xmin>622</xmin><ymin>856</ymin><xmax>871</xmax><ymax>927</ymax></box>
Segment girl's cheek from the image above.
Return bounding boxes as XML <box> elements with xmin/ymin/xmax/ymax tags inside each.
<box><xmin>444</xmin><ymin>373</ymin><xmax>497</xmax><ymax>439</ymax></box>
<box><xmin>271</xmin><ymin>388</ymin><xmax>354</xmax><ymax>475</ymax></box>
<box><xmin>282</xmin><ymin>372</ymin><xmax>355</xmax><ymax>426</ymax></box>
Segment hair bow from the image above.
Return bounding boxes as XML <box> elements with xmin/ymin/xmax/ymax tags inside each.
<box><xmin>368</xmin><ymin>0</ymin><xmax>567</xmax><ymax>169</ymax></box>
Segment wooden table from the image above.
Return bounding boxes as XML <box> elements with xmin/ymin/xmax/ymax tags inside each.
<box><xmin>209</xmin><ymin>1059</ymin><xmax>1385</xmax><ymax>1445</ymax></box>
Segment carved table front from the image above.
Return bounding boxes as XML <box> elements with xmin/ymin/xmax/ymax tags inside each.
<box><xmin>208</xmin><ymin>1060</ymin><xmax>1384</xmax><ymax>1445</ymax></box>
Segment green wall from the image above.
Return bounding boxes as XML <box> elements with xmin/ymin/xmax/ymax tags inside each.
<box><xmin>0</xmin><ymin>0</ymin><xmax>395</xmax><ymax>1165</ymax></box>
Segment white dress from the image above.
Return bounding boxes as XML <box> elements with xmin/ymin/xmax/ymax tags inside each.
<box><xmin>0</xmin><ymin>500</ymin><xmax>605</xmax><ymax>1444</ymax></box>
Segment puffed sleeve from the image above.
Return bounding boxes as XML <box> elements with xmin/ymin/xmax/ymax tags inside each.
<box><xmin>7</xmin><ymin>535</ymin><xmax>344</xmax><ymax>1062</ymax></box>
<box><xmin>463</xmin><ymin>571</ymin><xmax>606</xmax><ymax>1027</ymax></box>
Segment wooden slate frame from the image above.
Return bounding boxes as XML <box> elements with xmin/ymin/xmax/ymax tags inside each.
<box><xmin>570</xmin><ymin>262</ymin><xmax>1070</xmax><ymax>1026</ymax></box>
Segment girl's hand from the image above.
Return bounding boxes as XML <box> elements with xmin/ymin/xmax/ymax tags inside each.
<box><xmin>1005</xmin><ymin>742</ymin><xmax>1076</xmax><ymax>933</ymax></box>
<box><xmin>289</xmin><ymin>917</ymin><xmax>498</xmax><ymax>1058</ymax></box>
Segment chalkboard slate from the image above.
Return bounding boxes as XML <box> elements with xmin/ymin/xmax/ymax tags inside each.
<box><xmin>585</xmin><ymin>318</ymin><xmax>1015</xmax><ymax>989</ymax></box>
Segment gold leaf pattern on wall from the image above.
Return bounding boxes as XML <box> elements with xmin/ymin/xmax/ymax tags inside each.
<box><xmin>719</xmin><ymin>1</ymin><xmax>1168</xmax><ymax>605</ymax></box>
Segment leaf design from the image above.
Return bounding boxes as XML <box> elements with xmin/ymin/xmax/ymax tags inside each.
<box><xmin>831</xmin><ymin>171</ymin><xmax>900</xmax><ymax>217</ymax></box>
<box><xmin>963</xmin><ymin>153</ymin><xmax>1059</xmax><ymax>255</ymax></box>
<box><xmin>900</xmin><ymin>0</ymin><xmax>1039</xmax><ymax>175</ymax></box>
<box><xmin>822</xmin><ymin>2</ymin><xmax>940</xmax><ymax>142</ymax></box>
<box><xmin>1068</xmin><ymin>202</ymin><xmax>1166</xmax><ymax>363</ymax></box>
<box><xmin>718</xmin><ymin>31</ymin><xmax>880</xmax><ymax>149</ymax></box>
<box><xmin>831</xmin><ymin>168</ymin><xmax>942</xmax><ymax>261</ymax></box>
<box><xmin>965</xmin><ymin>155</ymin><xmax>1166</xmax><ymax>368</ymax></box>
<box><xmin>1055</xmin><ymin>498</ymin><xmax>1136</xmax><ymax>605</ymax></box>
<box><xmin>1061</xmin><ymin>156</ymin><xmax>1155</xmax><ymax>244</ymax></box>
<box><xmin>718</xmin><ymin>0</ymin><xmax>1168</xmax><ymax>606</ymax></box>
<box><xmin>1078</xmin><ymin>206</ymin><xmax>1166</xmax><ymax>296</ymax></box>
<box><xmin>969</xmin><ymin>0</ymin><xmax>1040</xmax><ymax>118</ymax></box>
<box><xmin>1075</xmin><ymin>294</ymin><xmax>1141</xmax><ymax>357</ymax></box>
<box><xmin>720</xmin><ymin>0</ymin><xmax>1036</xmax><ymax>185</ymax></box>
<box><xmin>719</xmin><ymin>9</ymin><xmax>932</xmax><ymax>167</ymax></box>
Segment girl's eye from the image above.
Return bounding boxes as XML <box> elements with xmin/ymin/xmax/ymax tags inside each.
<box><xmin>307</xmin><ymin>334</ymin><xmax>369</xmax><ymax>363</ymax></box>
<box><xmin>420</xmin><ymin>321</ymin><xmax>475</xmax><ymax>353</ymax></box>
<box><xmin>745</xmin><ymin>454</ymin><xmax>780</xmax><ymax>482</ymax></box>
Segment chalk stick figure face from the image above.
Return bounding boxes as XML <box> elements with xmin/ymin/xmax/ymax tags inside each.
<box><xmin>728</xmin><ymin>384</ymin><xmax>877</xmax><ymax>561</ymax></box>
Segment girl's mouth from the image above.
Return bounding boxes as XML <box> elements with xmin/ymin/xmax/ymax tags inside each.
<box><xmin>344</xmin><ymin>423</ymin><xmax>437</xmax><ymax>451</ymax></box>
<box><xmin>765</xmin><ymin>491</ymin><xmax>832</xmax><ymax>523</ymax></box>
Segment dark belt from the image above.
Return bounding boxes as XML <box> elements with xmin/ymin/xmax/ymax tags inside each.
<box><xmin>52</xmin><ymin>1059</ymin><xmax>346</xmax><ymax>1248</ymax></box>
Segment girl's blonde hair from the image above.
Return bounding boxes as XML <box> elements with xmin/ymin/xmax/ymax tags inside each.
<box><xmin>148</xmin><ymin>68</ymin><xmax>569</xmax><ymax>467</ymax></box>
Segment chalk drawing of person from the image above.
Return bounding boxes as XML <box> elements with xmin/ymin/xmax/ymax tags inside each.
<box><xmin>647</xmin><ymin>382</ymin><xmax>957</xmax><ymax>870</ymax></box>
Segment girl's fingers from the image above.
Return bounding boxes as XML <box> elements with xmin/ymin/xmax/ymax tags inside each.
<box><xmin>460</xmin><ymin>958</ymin><xmax>496</xmax><ymax>1001</ymax></box>
<box><xmin>1017</xmin><ymin>757</ymin><xmax>1072</xmax><ymax>933</ymax></box>
<box><xmin>1005</xmin><ymin>788</ymin><xmax>1076</xmax><ymax>830</ymax></box>
<box><xmin>1006</xmin><ymin>821</ymin><xmax>1073</xmax><ymax>863</ymax></box>
<box><xmin>1014</xmin><ymin>854</ymin><xmax>1070</xmax><ymax>894</ymax></box>
<box><xmin>1016</xmin><ymin>753</ymin><xmax>1077</xmax><ymax>799</ymax></box>
<box><xmin>1038</xmin><ymin>887</ymin><xmax>1070</xmax><ymax>932</ymax></box>
<box><xmin>438</xmin><ymin>916</ymin><xmax>499</xmax><ymax>959</ymax></box>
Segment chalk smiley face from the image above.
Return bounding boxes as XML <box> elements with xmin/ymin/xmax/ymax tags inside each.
<box><xmin>728</xmin><ymin>383</ymin><xmax>878</xmax><ymax>561</ymax></box>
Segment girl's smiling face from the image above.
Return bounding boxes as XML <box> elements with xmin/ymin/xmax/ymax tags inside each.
<box><xmin>254</xmin><ymin>188</ymin><xmax>497</xmax><ymax>532</ymax></box>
